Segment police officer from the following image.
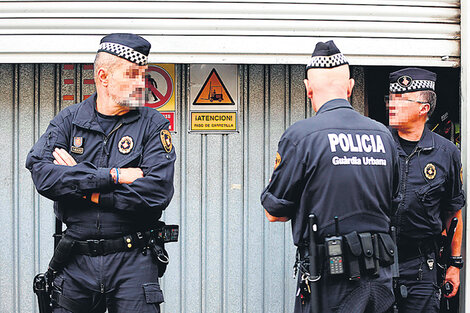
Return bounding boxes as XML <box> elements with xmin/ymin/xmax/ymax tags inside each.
<box><xmin>387</xmin><ymin>68</ymin><xmax>465</xmax><ymax>312</ymax></box>
<box><xmin>26</xmin><ymin>33</ymin><xmax>176</xmax><ymax>312</ymax></box>
<box><xmin>260</xmin><ymin>41</ymin><xmax>399</xmax><ymax>313</ymax></box>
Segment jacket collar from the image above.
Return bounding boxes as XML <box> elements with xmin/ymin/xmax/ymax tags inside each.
<box><xmin>72</xmin><ymin>93</ymin><xmax>141</xmax><ymax>131</ymax></box>
<box><xmin>316</xmin><ymin>98</ymin><xmax>353</xmax><ymax>115</ymax></box>
<box><xmin>391</xmin><ymin>125</ymin><xmax>435</xmax><ymax>156</ymax></box>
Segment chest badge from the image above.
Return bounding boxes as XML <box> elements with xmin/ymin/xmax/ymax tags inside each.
<box><xmin>274</xmin><ymin>152</ymin><xmax>281</xmax><ymax>170</ymax></box>
<box><xmin>71</xmin><ymin>136</ymin><xmax>84</xmax><ymax>154</ymax></box>
<box><xmin>424</xmin><ymin>163</ymin><xmax>436</xmax><ymax>180</ymax></box>
<box><xmin>160</xmin><ymin>130</ymin><xmax>172</xmax><ymax>153</ymax></box>
<box><xmin>118</xmin><ymin>136</ymin><xmax>134</xmax><ymax>154</ymax></box>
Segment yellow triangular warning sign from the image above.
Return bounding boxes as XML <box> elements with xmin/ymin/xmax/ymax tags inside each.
<box><xmin>193</xmin><ymin>69</ymin><xmax>235</xmax><ymax>105</ymax></box>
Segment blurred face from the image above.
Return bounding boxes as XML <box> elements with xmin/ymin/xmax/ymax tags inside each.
<box><xmin>387</xmin><ymin>92</ymin><xmax>428</xmax><ymax>129</ymax></box>
<box><xmin>108</xmin><ymin>61</ymin><xmax>148</xmax><ymax>108</ymax></box>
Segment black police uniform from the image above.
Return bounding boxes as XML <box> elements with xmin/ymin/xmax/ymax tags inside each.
<box><xmin>261</xmin><ymin>98</ymin><xmax>399</xmax><ymax>313</ymax></box>
<box><xmin>391</xmin><ymin>126</ymin><xmax>464</xmax><ymax>313</ymax></box>
<box><xmin>26</xmin><ymin>92</ymin><xmax>175</xmax><ymax>312</ymax></box>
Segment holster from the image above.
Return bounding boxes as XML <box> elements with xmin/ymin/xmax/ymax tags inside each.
<box><xmin>49</xmin><ymin>235</ymin><xmax>75</xmax><ymax>272</ymax></box>
<box><xmin>33</xmin><ymin>272</ymin><xmax>53</xmax><ymax>313</ymax></box>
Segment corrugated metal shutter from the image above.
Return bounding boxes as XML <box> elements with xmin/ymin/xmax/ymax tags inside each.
<box><xmin>0</xmin><ymin>1</ymin><xmax>460</xmax><ymax>66</ymax></box>
<box><xmin>1</xmin><ymin>63</ymin><xmax>315</xmax><ymax>313</ymax></box>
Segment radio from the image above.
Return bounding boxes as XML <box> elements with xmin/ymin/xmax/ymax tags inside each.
<box><xmin>325</xmin><ymin>216</ymin><xmax>344</xmax><ymax>275</ymax></box>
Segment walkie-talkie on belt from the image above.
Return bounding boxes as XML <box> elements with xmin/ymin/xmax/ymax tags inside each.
<box><xmin>325</xmin><ymin>216</ymin><xmax>344</xmax><ymax>275</ymax></box>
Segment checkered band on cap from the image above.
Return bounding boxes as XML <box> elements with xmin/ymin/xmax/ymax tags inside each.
<box><xmin>99</xmin><ymin>42</ymin><xmax>148</xmax><ymax>66</ymax></box>
<box><xmin>390</xmin><ymin>79</ymin><xmax>435</xmax><ymax>93</ymax></box>
<box><xmin>306</xmin><ymin>53</ymin><xmax>348</xmax><ymax>69</ymax></box>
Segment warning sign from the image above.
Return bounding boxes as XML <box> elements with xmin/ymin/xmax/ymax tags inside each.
<box><xmin>191</xmin><ymin>112</ymin><xmax>236</xmax><ymax>131</ymax></box>
<box><xmin>145</xmin><ymin>64</ymin><xmax>176</xmax><ymax>132</ymax></box>
<box><xmin>189</xmin><ymin>64</ymin><xmax>238</xmax><ymax>132</ymax></box>
<box><xmin>192</xmin><ymin>69</ymin><xmax>235</xmax><ymax>106</ymax></box>
<box><xmin>145</xmin><ymin>65</ymin><xmax>175</xmax><ymax>109</ymax></box>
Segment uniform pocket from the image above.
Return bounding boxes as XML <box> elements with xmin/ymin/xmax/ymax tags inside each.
<box><xmin>142</xmin><ymin>283</ymin><xmax>164</xmax><ymax>304</ymax></box>
<box><xmin>415</xmin><ymin>178</ymin><xmax>445</xmax><ymax>209</ymax></box>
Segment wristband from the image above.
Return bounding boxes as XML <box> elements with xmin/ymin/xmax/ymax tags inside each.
<box><xmin>449</xmin><ymin>256</ymin><xmax>464</xmax><ymax>269</ymax></box>
<box><xmin>110</xmin><ymin>168</ymin><xmax>119</xmax><ymax>184</ymax></box>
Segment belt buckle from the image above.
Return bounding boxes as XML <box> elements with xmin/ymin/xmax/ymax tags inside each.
<box><xmin>87</xmin><ymin>239</ymin><xmax>104</xmax><ymax>256</ymax></box>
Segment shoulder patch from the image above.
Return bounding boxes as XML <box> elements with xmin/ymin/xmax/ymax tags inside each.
<box><xmin>424</xmin><ymin>163</ymin><xmax>436</xmax><ymax>180</ymax></box>
<box><xmin>274</xmin><ymin>152</ymin><xmax>281</xmax><ymax>170</ymax></box>
<box><xmin>160</xmin><ymin>129</ymin><xmax>172</xmax><ymax>153</ymax></box>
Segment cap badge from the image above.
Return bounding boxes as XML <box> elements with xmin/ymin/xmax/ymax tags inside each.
<box><xmin>160</xmin><ymin>130</ymin><xmax>172</xmax><ymax>153</ymax></box>
<box><xmin>398</xmin><ymin>75</ymin><xmax>412</xmax><ymax>88</ymax></box>
<box><xmin>424</xmin><ymin>163</ymin><xmax>436</xmax><ymax>180</ymax></box>
<box><xmin>118</xmin><ymin>136</ymin><xmax>134</xmax><ymax>154</ymax></box>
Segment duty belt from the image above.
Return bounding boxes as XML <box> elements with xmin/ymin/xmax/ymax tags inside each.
<box><xmin>72</xmin><ymin>225</ymin><xmax>179</xmax><ymax>257</ymax></box>
<box><xmin>295</xmin><ymin>231</ymin><xmax>396</xmax><ymax>280</ymax></box>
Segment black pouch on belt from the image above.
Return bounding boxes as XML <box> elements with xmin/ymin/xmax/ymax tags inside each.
<box><xmin>377</xmin><ymin>233</ymin><xmax>396</xmax><ymax>266</ymax></box>
<box><xmin>344</xmin><ymin>231</ymin><xmax>362</xmax><ymax>280</ymax></box>
<box><xmin>359</xmin><ymin>233</ymin><xmax>375</xmax><ymax>270</ymax></box>
<box><xmin>49</xmin><ymin>235</ymin><xmax>75</xmax><ymax>272</ymax></box>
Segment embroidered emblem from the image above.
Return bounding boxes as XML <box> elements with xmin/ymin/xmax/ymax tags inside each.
<box><xmin>160</xmin><ymin>130</ymin><xmax>172</xmax><ymax>153</ymax></box>
<box><xmin>398</xmin><ymin>75</ymin><xmax>412</xmax><ymax>88</ymax></box>
<box><xmin>424</xmin><ymin>163</ymin><xmax>436</xmax><ymax>180</ymax></box>
<box><xmin>71</xmin><ymin>136</ymin><xmax>84</xmax><ymax>154</ymax></box>
<box><xmin>118</xmin><ymin>136</ymin><xmax>134</xmax><ymax>154</ymax></box>
<box><xmin>274</xmin><ymin>152</ymin><xmax>281</xmax><ymax>170</ymax></box>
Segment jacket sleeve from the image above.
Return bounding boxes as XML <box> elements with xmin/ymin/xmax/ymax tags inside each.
<box><xmin>443</xmin><ymin>147</ymin><xmax>465</xmax><ymax>212</ymax></box>
<box><xmin>98</xmin><ymin>118</ymin><xmax>176</xmax><ymax>213</ymax></box>
<box><xmin>25</xmin><ymin>115</ymin><xmax>113</xmax><ymax>201</ymax></box>
<box><xmin>260</xmin><ymin>136</ymin><xmax>305</xmax><ymax>217</ymax></box>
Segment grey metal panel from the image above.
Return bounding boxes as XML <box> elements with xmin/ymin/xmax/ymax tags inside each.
<box><xmin>0</xmin><ymin>64</ymin><xmax>15</xmax><ymax>312</ymax></box>
<box><xmin>0</xmin><ymin>1</ymin><xmax>461</xmax><ymax>66</ymax></box>
<box><xmin>0</xmin><ymin>63</ymin><xmax>370</xmax><ymax>313</ymax></box>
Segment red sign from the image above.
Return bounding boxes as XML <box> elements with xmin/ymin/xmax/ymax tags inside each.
<box><xmin>145</xmin><ymin>65</ymin><xmax>173</xmax><ymax>109</ymax></box>
<box><xmin>161</xmin><ymin>112</ymin><xmax>175</xmax><ymax>132</ymax></box>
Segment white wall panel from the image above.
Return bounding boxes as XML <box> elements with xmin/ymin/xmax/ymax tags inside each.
<box><xmin>0</xmin><ymin>1</ymin><xmax>461</xmax><ymax>66</ymax></box>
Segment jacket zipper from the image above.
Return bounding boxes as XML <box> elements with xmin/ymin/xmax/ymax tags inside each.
<box><xmin>97</xmin><ymin>122</ymin><xmax>123</xmax><ymax>232</ymax></box>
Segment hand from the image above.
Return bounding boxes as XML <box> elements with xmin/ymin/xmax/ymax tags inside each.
<box><xmin>444</xmin><ymin>266</ymin><xmax>460</xmax><ymax>298</ymax></box>
<box><xmin>53</xmin><ymin>148</ymin><xmax>77</xmax><ymax>166</ymax></box>
<box><xmin>118</xmin><ymin>168</ymin><xmax>144</xmax><ymax>184</ymax></box>
<box><xmin>264</xmin><ymin>209</ymin><xmax>291</xmax><ymax>222</ymax></box>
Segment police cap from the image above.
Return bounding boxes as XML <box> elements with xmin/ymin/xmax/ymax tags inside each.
<box><xmin>306</xmin><ymin>40</ymin><xmax>349</xmax><ymax>72</ymax></box>
<box><xmin>389</xmin><ymin>67</ymin><xmax>436</xmax><ymax>94</ymax></box>
<box><xmin>98</xmin><ymin>33</ymin><xmax>151</xmax><ymax>66</ymax></box>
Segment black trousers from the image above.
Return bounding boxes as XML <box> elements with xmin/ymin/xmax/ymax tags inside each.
<box><xmin>52</xmin><ymin>249</ymin><xmax>163</xmax><ymax>313</ymax></box>
<box><xmin>396</xmin><ymin>252</ymin><xmax>440</xmax><ymax>313</ymax></box>
<box><xmin>294</xmin><ymin>266</ymin><xmax>394</xmax><ymax>313</ymax></box>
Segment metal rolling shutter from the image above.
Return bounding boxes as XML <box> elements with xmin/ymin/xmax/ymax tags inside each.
<box><xmin>0</xmin><ymin>1</ymin><xmax>460</xmax><ymax>66</ymax></box>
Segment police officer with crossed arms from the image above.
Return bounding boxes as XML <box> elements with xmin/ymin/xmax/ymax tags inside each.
<box><xmin>26</xmin><ymin>33</ymin><xmax>176</xmax><ymax>313</ymax></box>
<box><xmin>261</xmin><ymin>41</ymin><xmax>399</xmax><ymax>313</ymax></box>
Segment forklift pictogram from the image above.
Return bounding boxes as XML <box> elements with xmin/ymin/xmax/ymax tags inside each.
<box><xmin>192</xmin><ymin>68</ymin><xmax>235</xmax><ymax>106</ymax></box>
<box><xmin>203</xmin><ymin>82</ymin><xmax>224</xmax><ymax>102</ymax></box>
